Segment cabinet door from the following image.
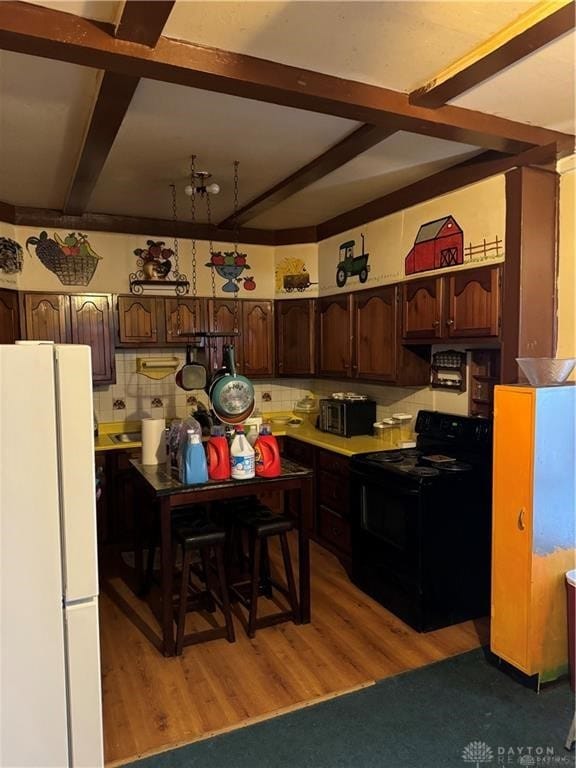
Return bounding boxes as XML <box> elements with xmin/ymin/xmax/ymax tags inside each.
<box><xmin>164</xmin><ymin>298</ymin><xmax>205</xmax><ymax>344</ymax></box>
<box><xmin>318</xmin><ymin>294</ymin><xmax>352</xmax><ymax>377</ymax></box>
<box><xmin>117</xmin><ymin>296</ymin><xmax>159</xmax><ymax>344</ymax></box>
<box><xmin>491</xmin><ymin>388</ymin><xmax>534</xmax><ymax>673</ymax></box>
<box><xmin>70</xmin><ymin>295</ymin><xmax>115</xmax><ymax>384</ymax></box>
<box><xmin>207</xmin><ymin>299</ymin><xmax>240</xmax><ymax>374</ymax></box>
<box><xmin>242</xmin><ymin>300</ymin><xmax>274</xmax><ymax>376</ymax></box>
<box><xmin>276</xmin><ymin>299</ymin><xmax>315</xmax><ymax>376</ymax></box>
<box><xmin>23</xmin><ymin>293</ymin><xmax>70</xmax><ymax>342</ymax></box>
<box><xmin>401</xmin><ymin>277</ymin><xmax>443</xmax><ymax>341</ymax></box>
<box><xmin>446</xmin><ymin>265</ymin><xmax>501</xmax><ymax>338</ymax></box>
<box><xmin>0</xmin><ymin>289</ymin><xmax>20</xmax><ymax>343</ymax></box>
<box><xmin>353</xmin><ymin>286</ymin><xmax>397</xmax><ymax>381</ymax></box>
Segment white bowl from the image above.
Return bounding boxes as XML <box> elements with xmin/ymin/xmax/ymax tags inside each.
<box><xmin>516</xmin><ymin>357</ymin><xmax>576</xmax><ymax>386</ymax></box>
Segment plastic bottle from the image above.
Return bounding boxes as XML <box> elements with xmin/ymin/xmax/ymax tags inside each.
<box><xmin>230</xmin><ymin>426</ymin><xmax>255</xmax><ymax>480</ymax></box>
<box><xmin>182</xmin><ymin>430</ymin><xmax>208</xmax><ymax>485</ymax></box>
<box><xmin>254</xmin><ymin>424</ymin><xmax>281</xmax><ymax>478</ymax></box>
<box><xmin>207</xmin><ymin>425</ymin><xmax>231</xmax><ymax>481</ymax></box>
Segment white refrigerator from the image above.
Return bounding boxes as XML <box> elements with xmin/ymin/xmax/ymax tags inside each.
<box><xmin>0</xmin><ymin>343</ymin><xmax>104</xmax><ymax>767</ymax></box>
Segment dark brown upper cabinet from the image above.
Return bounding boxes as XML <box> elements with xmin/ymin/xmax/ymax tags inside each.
<box><xmin>21</xmin><ymin>292</ymin><xmax>115</xmax><ymax>384</ymax></box>
<box><xmin>402</xmin><ymin>265</ymin><xmax>501</xmax><ymax>343</ymax></box>
<box><xmin>0</xmin><ymin>288</ymin><xmax>20</xmax><ymax>344</ymax></box>
<box><xmin>319</xmin><ymin>286</ymin><xmax>429</xmax><ymax>386</ymax></box>
<box><xmin>164</xmin><ymin>297</ymin><xmax>205</xmax><ymax>344</ymax></box>
<box><xmin>117</xmin><ymin>295</ymin><xmax>206</xmax><ymax>347</ymax></box>
<box><xmin>242</xmin><ymin>300</ymin><xmax>274</xmax><ymax>377</ymax></box>
<box><xmin>317</xmin><ymin>294</ymin><xmax>352</xmax><ymax>378</ymax></box>
<box><xmin>353</xmin><ymin>286</ymin><xmax>397</xmax><ymax>382</ymax></box>
<box><xmin>276</xmin><ymin>298</ymin><xmax>316</xmax><ymax>377</ymax></box>
<box><xmin>207</xmin><ymin>298</ymin><xmax>274</xmax><ymax>378</ymax></box>
<box><xmin>117</xmin><ymin>296</ymin><xmax>159</xmax><ymax>345</ymax></box>
<box><xmin>22</xmin><ymin>292</ymin><xmax>70</xmax><ymax>343</ymax></box>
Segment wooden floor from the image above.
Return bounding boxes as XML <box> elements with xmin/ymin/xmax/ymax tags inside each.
<box><xmin>100</xmin><ymin>535</ymin><xmax>489</xmax><ymax>766</ymax></box>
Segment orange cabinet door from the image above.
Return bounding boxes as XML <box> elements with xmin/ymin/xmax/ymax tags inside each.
<box><xmin>491</xmin><ymin>388</ymin><xmax>534</xmax><ymax>673</ymax></box>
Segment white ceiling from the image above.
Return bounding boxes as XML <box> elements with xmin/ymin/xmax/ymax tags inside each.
<box><xmin>0</xmin><ymin>1</ymin><xmax>574</xmax><ymax>230</ymax></box>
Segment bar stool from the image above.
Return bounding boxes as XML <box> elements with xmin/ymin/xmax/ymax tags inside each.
<box><xmin>144</xmin><ymin>508</ymin><xmax>235</xmax><ymax>654</ymax></box>
<box><xmin>173</xmin><ymin>516</ymin><xmax>235</xmax><ymax>654</ymax></box>
<box><xmin>232</xmin><ymin>504</ymin><xmax>299</xmax><ymax>638</ymax></box>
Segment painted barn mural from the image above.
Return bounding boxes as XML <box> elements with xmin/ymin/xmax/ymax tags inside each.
<box><xmin>404</xmin><ymin>215</ymin><xmax>503</xmax><ymax>276</ymax></box>
<box><xmin>404</xmin><ymin>216</ymin><xmax>463</xmax><ymax>275</ymax></box>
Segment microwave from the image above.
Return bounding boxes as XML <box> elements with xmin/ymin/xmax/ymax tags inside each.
<box><xmin>319</xmin><ymin>398</ymin><xmax>376</xmax><ymax>437</ymax></box>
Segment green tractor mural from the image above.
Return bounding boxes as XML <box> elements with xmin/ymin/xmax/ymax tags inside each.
<box><xmin>336</xmin><ymin>234</ymin><xmax>370</xmax><ymax>288</ymax></box>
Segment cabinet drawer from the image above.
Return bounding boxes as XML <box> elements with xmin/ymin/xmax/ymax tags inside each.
<box><xmin>318</xmin><ymin>470</ymin><xmax>350</xmax><ymax>516</ymax></box>
<box><xmin>283</xmin><ymin>438</ymin><xmax>315</xmax><ymax>468</ymax></box>
<box><xmin>318</xmin><ymin>449</ymin><xmax>349</xmax><ymax>477</ymax></box>
<box><xmin>318</xmin><ymin>505</ymin><xmax>351</xmax><ymax>554</ymax></box>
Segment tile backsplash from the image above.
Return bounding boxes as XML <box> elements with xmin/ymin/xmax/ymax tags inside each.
<box><xmin>93</xmin><ymin>350</ymin><xmax>469</xmax><ymax>425</ymax></box>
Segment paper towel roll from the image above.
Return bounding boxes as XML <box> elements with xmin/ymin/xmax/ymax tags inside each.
<box><xmin>142</xmin><ymin>418</ymin><xmax>166</xmax><ymax>465</ymax></box>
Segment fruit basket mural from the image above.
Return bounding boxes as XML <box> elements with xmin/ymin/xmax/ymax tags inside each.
<box><xmin>206</xmin><ymin>250</ymin><xmax>255</xmax><ymax>292</ymax></box>
<box><xmin>0</xmin><ymin>237</ymin><xmax>23</xmax><ymax>274</ymax></box>
<box><xmin>25</xmin><ymin>231</ymin><xmax>101</xmax><ymax>285</ymax></box>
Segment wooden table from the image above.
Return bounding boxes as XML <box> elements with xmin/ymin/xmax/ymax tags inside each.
<box><xmin>123</xmin><ymin>458</ymin><xmax>314</xmax><ymax>656</ymax></box>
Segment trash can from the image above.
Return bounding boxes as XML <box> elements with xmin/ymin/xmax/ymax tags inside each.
<box><xmin>567</xmin><ymin>570</ymin><xmax>576</xmax><ymax>691</ymax></box>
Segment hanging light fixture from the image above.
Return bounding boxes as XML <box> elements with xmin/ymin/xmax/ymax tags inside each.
<box><xmin>184</xmin><ymin>171</ymin><xmax>220</xmax><ymax>197</ymax></box>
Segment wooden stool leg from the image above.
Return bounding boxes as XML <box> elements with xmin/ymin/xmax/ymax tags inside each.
<box><xmin>199</xmin><ymin>546</ymin><xmax>216</xmax><ymax>612</ymax></box>
<box><xmin>214</xmin><ymin>544</ymin><xmax>235</xmax><ymax>643</ymax></box>
<box><xmin>279</xmin><ymin>532</ymin><xmax>299</xmax><ymax>623</ymax></box>
<box><xmin>176</xmin><ymin>546</ymin><xmax>193</xmax><ymax>656</ymax></box>
<box><xmin>247</xmin><ymin>534</ymin><xmax>262</xmax><ymax>639</ymax></box>
<box><xmin>260</xmin><ymin>539</ymin><xmax>273</xmax><ymax>598</ymax></box>
<box><xmin>141</xmin><ymin>515</ymin><xmax>158</xmax><ymax>596</ymax></box>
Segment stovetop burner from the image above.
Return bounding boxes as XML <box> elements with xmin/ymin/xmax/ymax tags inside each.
<box><xmin>436</xmin><ymin>461</ymin><xmax>472</xmax><ymax>473</ymax></box>
<box><xmin>405</xmin><ymin>466</ymin><xmax>440</xmax><ymax>478</ymax></box>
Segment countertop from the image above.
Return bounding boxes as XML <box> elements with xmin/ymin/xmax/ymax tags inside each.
<box><xmin>94</xmin><ymin>418</ymin><xmax>406</xmax><ymax>457</ymax></box>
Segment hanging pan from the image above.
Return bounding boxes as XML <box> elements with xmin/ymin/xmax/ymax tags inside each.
<box><xmin>209</xmin><ymin>344</ymin><xmax>255</xmax><ymax>424</ymax></box>
<box><xmin>175</xmin><ymin>345</ymin><xmax>207</xmax><ymax>391</ymax></box>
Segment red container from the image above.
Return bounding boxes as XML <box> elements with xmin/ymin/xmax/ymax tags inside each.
<box><xmin>567</xmin><ymin>570</ymin><xmax>575</xmax><ymax>691</ymax></box>
<box><xmin>207</xmin><ymin>435</ymin><xmax>230</xmax><ymax>481</ymax></box>
<box><xmin>254</xmin><ymin>432</ymin><xmax>281</xmax><ymax>478</ymax></box>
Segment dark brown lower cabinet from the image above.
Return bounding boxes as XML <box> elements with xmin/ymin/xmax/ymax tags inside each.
<box><xmin>283</xmin><ymin>438</ymin><xmax>351</xmax><ymax>564</ymax></box>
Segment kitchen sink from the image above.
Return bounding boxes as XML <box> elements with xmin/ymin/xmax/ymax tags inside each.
<box><xmin>109</xmin><ymin>432</ymin><xmax>142</xmax><ymax>444</ymax></box>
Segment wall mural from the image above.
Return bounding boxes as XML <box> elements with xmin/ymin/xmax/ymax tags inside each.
<box><xmin>405</xmin><ymin>215</ymin><xmax>503</xmax><ymax>275</ymax></box>
<box><xmin>335</xmin><ymin>233</ymin><xmax>370</xmax><ymax>288</ymax></box>
<box><xmin>206</xmin><ymin>250</ymin><xmax>256</xmax><ymax>292</ymax></box>
<box><xmin>0</xmin><ymin>237</ymin><xmax>23</xmax><ymax>274</ymax></box>
<box><xmin>25</xmin><ymin>231</ymin><xmax>101</xmax><ymax>285</ymax></box>
<box><xmin>275</xmin><ymin>256</ymin><xmax>317</xmax><ymax>294</ymax></box>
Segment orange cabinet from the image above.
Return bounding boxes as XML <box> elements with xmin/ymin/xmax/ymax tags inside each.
<box><xmin>491</xmin><ymin>385</ymin><xmax>576</xmax><ymax>683</ymax></box>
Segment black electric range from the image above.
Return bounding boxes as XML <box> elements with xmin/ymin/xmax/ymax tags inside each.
<box><xmin>349</xmin><ymin>410</ymin><xmax>492</xmax><ymax>632</ymax></box>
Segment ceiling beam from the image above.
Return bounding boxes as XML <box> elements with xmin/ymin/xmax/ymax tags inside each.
<box><xmin>116</xmin><ymin>1</ymin><xmax>175</xmax><ymax>47</ymax></box>
<box><xmin>13</xmin><ymin>207</ymin><xmax>277</xmax><ymax>246</ymax></box>
<box><xmin>315</xmin><ymin>143</ymin><xmax>562</xmax><ymax>241</ymax></box>
<box><xmin>218</xmin><ymin>124</ymin><xmax>399</xmax><ymax>228</ymax></box>
<box><xmin>0</xmin><ymin>200</ymin><xmax>16</xmax><ymax>224</ymax></box>
<box><xmin>409</xmin><ymin>0</ymin><xmax>576</xmax><ymax>108</ymax></box>
<box><xmin>63</xmin><ymin>1</ymin><xmax>175</xmax><ymax>216</ymax></box>
<box><xmin>12</xmin><ymin>145</ymin><xmax>562</xmax><ymax>246</ymax></box>
<box><xmin>1</xmin><ymin>2</ymin><xmax>573</xmax><ymax>158</ymax></box>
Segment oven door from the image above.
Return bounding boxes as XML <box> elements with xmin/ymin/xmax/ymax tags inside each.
<box><xmin>353</xmin><ymin>470</ymin><xmax>423</xmax><ymax>577</ymax></box>
<box><xmin>350</xmin><ymin>468</ymin><xmax>427</xmax><ymax>628</ymax></box>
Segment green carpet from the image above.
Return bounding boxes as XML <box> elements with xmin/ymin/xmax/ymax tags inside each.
<box><xmin>123</xmin><ymin>649</ymin><xmax>574</xmax><ymax>768</ymax></box>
